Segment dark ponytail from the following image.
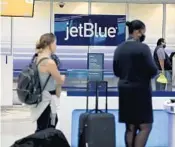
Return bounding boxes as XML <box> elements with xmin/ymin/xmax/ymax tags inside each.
<box><xmin>126</xmin><ymin>20</ymin><xmax>145</xmax><ymax>34</ymax></box>
<box><xmin>126</xmin><ymin>21</ymin><xmax>131</xmax><ymax>27</ymax></box>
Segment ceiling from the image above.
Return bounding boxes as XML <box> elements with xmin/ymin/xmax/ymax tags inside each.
<box><xmin>36</xmin><ymin>0</ymin><xmax>175</xmax><ymax>4</ymax></box>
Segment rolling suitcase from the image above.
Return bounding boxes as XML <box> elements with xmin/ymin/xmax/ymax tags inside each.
<box><xmin>78</xmin><ymin>81</ymin><xmax>116</xmax><ymax>147</ymax></box>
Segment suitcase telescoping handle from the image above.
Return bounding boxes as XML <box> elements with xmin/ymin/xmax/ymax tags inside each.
<box><xmin>86</xmin><ymin>81</ymin><xmax>108</xmax><ymax>113</ymax></box>
<box><xmin>86</xmin><ymin>81</ymin><xmax>91</xmax><ymax>112</ymax></box>
<box><xmin>96</xmin><ymin>81</ymin><xmax>108</xmax><ymax>113</ymax></box>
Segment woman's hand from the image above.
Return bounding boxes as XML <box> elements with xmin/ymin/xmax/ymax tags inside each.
<box><xmin>61</xmin><ymin>75</ymin><xmax>66</xmax><ymax>83</ymax></box>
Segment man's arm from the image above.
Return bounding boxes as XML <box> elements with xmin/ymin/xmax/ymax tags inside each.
<box><xmin>157</xmin><ymin>48</ymin><xmax>165</xmax><ymax>72</ymax></box>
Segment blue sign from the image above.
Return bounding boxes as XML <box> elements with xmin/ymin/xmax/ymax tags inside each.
<box><xmin>54</xmin><ymin>14</ymin><xmax>126</xmax><ymax>46</ymax></box>
<box><xmin>87</xmin><ymin>53</ymin><xmax>104</xmax><ymax>81</ymax></box>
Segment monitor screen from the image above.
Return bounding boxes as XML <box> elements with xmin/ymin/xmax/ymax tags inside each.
<box><xmin>0</xmin><ymin>0</ymin><xmax>35</xmax><ymax>17</ymax></box>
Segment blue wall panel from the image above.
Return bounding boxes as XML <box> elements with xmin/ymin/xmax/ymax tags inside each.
<box><xmin>71</xmin><ymin>110</ymin><xmax>168</xmax><ymax>147</ymax></box>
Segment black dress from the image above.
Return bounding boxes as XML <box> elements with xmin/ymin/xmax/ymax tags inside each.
<box><xmin>113</xmin><ymin>40</ymin><xmax>158</xmax><ymax>124</ymax></box>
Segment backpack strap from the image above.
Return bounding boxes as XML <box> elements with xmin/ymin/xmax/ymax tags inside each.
<box><xmin>31</xmin><ymin>53</ymin><xmax>38</xmax><ymax>63</ymax></box>
<box><xmin>37</xmin><ymin>57</ymin><xmax>50</xmax><ymax>67</ymax></box>
<box><xmin>42</xmin><ymin>74</ymin><xmax>51</xmax><ymax>92</ymax></box>
<box><xmin>36</xmin><ymin>57</ymin><xmax>51</xmax><ymax>92</ymax></box>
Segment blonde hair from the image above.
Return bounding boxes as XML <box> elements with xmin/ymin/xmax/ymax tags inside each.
<box><xmin>35</xmin><ymin>41</ymin><xmax>42</xmax><ymax>54</ymax></box>
<box><xmin>36</xmin><ymin>33</ymin><xmax>56</xmax><ymax>52</ymax></box>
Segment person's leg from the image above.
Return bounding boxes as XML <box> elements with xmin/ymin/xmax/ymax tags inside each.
<box><xmin>36</xmin><ymin>105</ymin><xmax>51</xmax><ymax>132</ymax></box>
<box><xmin>160</xmin><ymin>83</ymin><xmax>166</xmax><ymax>91</ymax></box>
<box><xmin>165</xmin><ymin>71</ymin><xmax>172</xmax><ymax>91</ymax></box>
<box><xmin>155</xmin><ymin>77</ymin><xmax>160</xmax><ymax>91</ymax></box>
<box><xmin>125</xmin><ymin>124</ymin><xmax>138</xmax><ymax>147</ymax></box>
<box><xmin>134</xmin><ymin>123</ymin><xmax>152</xmax><ymax>147</ymax></box>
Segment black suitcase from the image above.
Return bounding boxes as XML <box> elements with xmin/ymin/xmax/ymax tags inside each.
<box><xmin>78</xmin><ymin>81</ymin><xmax>116</xmax><ymax>147</ymax></box>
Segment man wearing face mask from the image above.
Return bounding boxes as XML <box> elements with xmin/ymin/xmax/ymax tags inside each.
<box><xmin>153</xmin><ymin>38</ymin><xmax>172</xmax><ymax>91</ymax></box>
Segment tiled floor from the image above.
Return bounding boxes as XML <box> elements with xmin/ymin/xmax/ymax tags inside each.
<box><xmin>0</xmin><ymin>106</ymin><xmax>172</xmax><ymax>147</ymax></box>
<box><xmin>1</xmin><ymin>106</ymin><xmax>36</xmax><ymax>147</ymax></box>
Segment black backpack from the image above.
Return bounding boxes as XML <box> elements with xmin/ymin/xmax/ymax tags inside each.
<box><xmin>17</xmin><ymin>57</ymin><xmax>51</xmax><ymax>105</ymax></box>
<box><xmin>11</xmin><ymin>128</ymin><xmax>70</xmax><ymax>147</ymax></box>
<box><xmin>51</xmin><ymin>54</ymin><xmax>61</xmax><ymax>69</ymax></box>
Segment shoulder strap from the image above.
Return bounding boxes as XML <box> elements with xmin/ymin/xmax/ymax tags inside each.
<box><xmin>31</xmin><ymin>53</ymin><xmax>38</xmax><ymax>63</ymax></box>
<box><xmin>37</xmin><ymin>57</ymin><xmax>49</xmax><ymax>67</ymax></box>
<box><xmin>42</xmin><ymin>74</ymin><xmax>51</xmax><ymax>92</ymax></box>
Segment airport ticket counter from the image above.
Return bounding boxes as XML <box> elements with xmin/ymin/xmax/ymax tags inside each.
<box><xmin>58</xmin><ymin>69</ymin><xmax>175</xmax><ymax>147</ymax></box>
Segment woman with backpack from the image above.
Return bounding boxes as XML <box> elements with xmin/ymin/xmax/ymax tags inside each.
<box><xmin>32</xmin><ymin>46</ymin><xmax>62</xmax><ymax>98</ymax></box>
<box><xmin>31</xmin><ymin>33</ymin><xmax>65</xmax><ymax>132</ymax></box>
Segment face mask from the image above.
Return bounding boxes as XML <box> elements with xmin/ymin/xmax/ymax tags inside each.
<box><xmin>140</xmin><ymin>34</ymin><xmax>146</xmax><ymax>42</ymax></box>
<box><xmin>162</xmin><ymin>43</ymin><xmax>166</xmax><ymax>48</ymax></box>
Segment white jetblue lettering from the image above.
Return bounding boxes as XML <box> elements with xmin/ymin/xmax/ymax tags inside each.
<box><xmin>79</xmin><ymin>24</ymin><xmax>83</xmax><ymax>37</ymax></box>
<box><xmin>70</xmin><ymin>27</ymin><xmax>78</xmax><ymax>37</ymax></box>
<box><xmin>94</xmin><ymin>23</ymin><xmax>98</xmax><ymax>37</ymax></box>
<box><xmin>108</xmin><ymin>27</ymin><xmax>116</xmax><ymax>38</ymax></box>
<box><xmin>64</xmin><ymin>23</ymin><xmax>117</xmax><ymax>41</ymax></box>
<box><xmin>84</xmin><ymin>23</ymin><xmax>94</xmax><ymax>37</ymax></box>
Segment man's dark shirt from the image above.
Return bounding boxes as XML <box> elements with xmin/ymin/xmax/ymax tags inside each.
<box><xmin>153</xmin><ymin>46</ymin><xmax>172</xmax><ymax>70</ymax></box>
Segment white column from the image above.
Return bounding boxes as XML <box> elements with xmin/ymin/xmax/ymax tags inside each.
<box><xmin>0</xmin><ymin>55</ymin><xmax>13</xmax><ymax>106</ymax></box>
<box><xmin>125</xmin><ymin>3</ymin><xmax>129</xmax><ymax>40</ymax></box>
<box><xmin>162</xmin><ymin>4</ymin><xmax>166</xmax><ymax>38</ymax></box>
<box><xmin>0</xmin><ymin>17</ymin><xmax>13</xmax><ymax>106</ymax></box>
<box><xmin>50</xmin><ymin>0</ymin><xmax>54</xmax><ymax>33</ymax></box>
<box><xmin>88</xmin><ymin>0</ymin><xmax>91</xmax><ymax>53</ymax></box>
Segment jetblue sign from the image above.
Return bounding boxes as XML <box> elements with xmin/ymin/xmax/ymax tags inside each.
<box><xmin>54</xmin><ymin>14</ymin><xmax>126</xmax><ymax>46</ymax></box>
<box><xmin>65</xmin><ymin>23</ymin><xmax>117</xmax><ymax>41</ymax></box>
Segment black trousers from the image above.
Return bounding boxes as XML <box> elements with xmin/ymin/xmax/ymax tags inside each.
<box><xmin>36</xmin><ymin>105</ymin><xmax>58</xmax><ymax>132</ymax></box>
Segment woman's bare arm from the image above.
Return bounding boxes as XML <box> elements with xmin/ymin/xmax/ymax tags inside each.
<box><xmin>47</xmin><ymin>59</ymin><xmax>65</xmax><ymax>84</ymax></box>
